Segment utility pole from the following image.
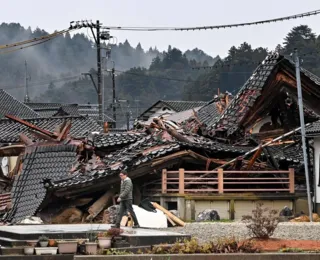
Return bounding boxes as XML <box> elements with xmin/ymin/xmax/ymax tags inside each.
<box><xmin>24</xmin><ymin>60</ymin><xmax>30</xmax><ymax>103</ymax></box>
<box><xmin>135</xmin><ymin>99</ymin><xmax>140</xmax><ymax>119</ymax></box>
<box><xmin>126</xmin><ymin>111</ymin><xmax>130</xmax><ymax>130</ymax></box>
<box><xmin>112</xmin><ymin>67</ymin><xmax>116</xmax><ymax>126</ymax></box>
<box><xmin>95</xmin><ymin>20</ymin><xmax>103</xmax><ymax>126</ymax></box>
<box><xmin>70</xmin><ymin>20</ymin><xmax>112</xmax><ymax>126</ymax></box>
<box><xmin>294</xmin><ymin>48</ymin><xmax>313</xmax><ymax>222</ymax></box>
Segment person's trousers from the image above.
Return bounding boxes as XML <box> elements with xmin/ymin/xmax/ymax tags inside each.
<box><xmin>115</xmin><ymin>199</ymin><xmax>140</xmax><ymax>226</ymax></box>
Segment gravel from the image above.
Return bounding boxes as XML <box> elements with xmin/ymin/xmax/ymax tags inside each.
<box><xmin>165</xmin><ymin>222</ymin><xmax>320</xmax><ymax>243</ymax></box>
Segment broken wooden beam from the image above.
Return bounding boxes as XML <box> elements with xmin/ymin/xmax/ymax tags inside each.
<box><xmin>5</xmin><ymin>114</ymin><xmax>57</xmax><ymax>138</ymax></box>
<box><xmin>19</xmin><ymin>133</ymin><xmax>33</xmax><ymax>146</ymax></box>
<box><xmin>28</xmin><ymin>129</ymin><xmax>58</xmax><ymax>142</ymax></box>
<box><xmin>246</xmin><ymin>145</ymin><xmax>262</xmax><ymax>170</ymax></box>
<box><xmin>57</xmin><ymin>121</ymin><xmax>72</xmax><ymax>141</ymax></box>
<box><xmin>218</xmin><ymin>123</ymin><xmax>311</xmax><ymax>169</ymax></box>
<box><xmin>86</xmin><ymin>190</ymin><xmax>115</xmax><ymax>221</ymax></box>
<box><xmin>152</xmin><ymin>202</ymin><xmax>185</xmax><ymax>227</ymax></box>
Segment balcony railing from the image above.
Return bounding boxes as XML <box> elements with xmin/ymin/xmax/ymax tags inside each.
<box><xmin>155</xmin><ymin>168</ymin><xmax>295</xmax><ymax>194</ymax></box>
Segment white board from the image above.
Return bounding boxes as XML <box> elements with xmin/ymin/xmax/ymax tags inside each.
<box><xmin>132</xmin><ymin>205</ymin><xmax>168</xmax><ymax>228</ymax></box>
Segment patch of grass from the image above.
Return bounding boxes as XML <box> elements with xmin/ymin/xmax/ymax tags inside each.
<box><xmin>279</xmin><ymin>247</ymin><xmax>303</xmax><ymax>253</ymax></box>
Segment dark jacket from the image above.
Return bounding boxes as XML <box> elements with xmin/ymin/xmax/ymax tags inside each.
<box><xmin>119</xmin><ymin>177</ymin><xmax>133</xmax><ymax>200</ymax></box>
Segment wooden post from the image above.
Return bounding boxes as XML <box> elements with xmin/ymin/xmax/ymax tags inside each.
<box><xmin>289</xmin><ymin>168</ymin><xmax>295</xmax><ymax>193</ymax></box>
<box><xmin>229</xmin><ymin>199</ymin><xmax>235</xmax><ymax>220</ymax></box>
<box><xmin>162</xmin><ymin>169</ymin><xmax>167</xmax><ymax>194</ymax></box>
<box><xmin>218</xmin><ymin>168</ymin><xmax>224</xmax><ymax>194</ymax></box>
<box><xmin>179</xmin><ymin>168</ymin><xmax>185</xmax><ymax>194</ymax></box>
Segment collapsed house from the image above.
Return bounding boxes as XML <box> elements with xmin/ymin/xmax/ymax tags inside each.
<box><xmin>1</xmin><ymin>52</ymin><xmax>320</xmax><ymax>224</ymax></box>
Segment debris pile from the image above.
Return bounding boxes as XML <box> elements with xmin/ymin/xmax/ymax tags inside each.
<box><xmin>0</xmin><ymin>52</ymin><xmax>320</xmax><ymax>225</ymax></box>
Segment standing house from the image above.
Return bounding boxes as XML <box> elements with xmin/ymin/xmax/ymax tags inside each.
<box><xmin>308</xmin><ymin>121</ymin><xmax>320</xmax><ymax>213</ymax></box>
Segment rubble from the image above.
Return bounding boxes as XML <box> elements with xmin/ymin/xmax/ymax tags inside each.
<box><xmin>0</xmin><ymin>52</ymin><xmax>319</xmax><ymax>226</ymax></box>
<box><xmin>196</xmin><ymin>209</ymin><xmax>220</xmax><ymax>222</ymax></box>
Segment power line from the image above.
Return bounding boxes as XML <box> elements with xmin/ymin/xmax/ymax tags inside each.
<box><xmin>0</xmin><ymin>29</ymin><xmax>71</xmax><ymax>50</ymax></box>
<box><xmin>114</xmin><ymin>69</ymin><xmax>201</xmax><ymax>83</ymax></box>
<box><xmin>0</xmin><ymin>39</ymin><xmax>52</xmax><ymax>55</ymax></box>
<box><xmin>103</xmin><ymin>9</ymin><xmax>320</xmax><ymax>31</ymax></box>
<box><xmin>0</xmin><ymin>29</ymin><xmax>76</xmax><ymax>55</ymax></box>
<box><xmin>0</xmin><ymin>75</ymin><xmax>80</xmax><ymax>90</ymax></box>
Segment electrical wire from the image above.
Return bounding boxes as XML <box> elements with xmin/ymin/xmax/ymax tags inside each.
<box><xmin>103</xmin><ymin>9</ymin><xmax>320</xmax><ymax>31</ymax></box>
<box><xmin>114</xmin><ymin>69</ymin><xmax>201</xmax><ymax>83</ymax></box>
<box><xmin>0</xmin><ymin>75</ymin><xmax>80</xmax><ymax>90</ymax></box>
<box><xmin>0</xmin><ymin>29</ymin><xmax>71</xmax><ymax>50</ymax></box>
<box><xmin>0</xmin><ymin>38</ymin><xmax>52</xmax><ymax>55</ymax></box>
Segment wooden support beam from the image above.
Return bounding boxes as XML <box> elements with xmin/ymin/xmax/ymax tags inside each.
<box><xmin>19</xmin><ymin>133</ymin><xmax>33</xmax><ymax>146</ymax></box>
<box><xmin>5</xmin><ymin>114</ymin><xmax>57</xmax><ymax>138</ymax></box>
<box><xmin>86</xmin><ymin>190</ymin><xmax>115</xmax><ymax>221</ymax></box>
<box><xmin>57</xmin><ymin>121</ymin><xmax>72</xmax><ymax>141</ymax></box>
<box><xmin>289</xmin><ymin>168</ymin><xmax>295</xmax><ymax>194</ymax></box>
<box><xmin>28</xmin><ymin>129</ymin><xmax>58</xmax><ymax>142</ymax></box>
<box><xmin>162</xmin><ymin>169</ymin><xmax>167</xmax><ymax>194</ymax></box>
<box><xmin>152</xmin><ymin>202</ymin><xmax>185</xmax><ymax>227</ymax></box>
<box><xmin>218</xmin><ymin>168</ymin><xmax>224</xmax><ymax>194</ymax></box>
<box><xmin>179</xmin><ymin>168</ymin><xmax>185</xmax><ymax>194</ymax></box>
<box><xmin>246</xmin><ymin>145</ymin><xmax>262</xmax><ymax>170</ymax></box>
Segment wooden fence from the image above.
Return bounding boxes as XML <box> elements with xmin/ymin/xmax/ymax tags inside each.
<box><xmin>159</xmin><ymin>168</ymin><xmax>295</xmax><ymax>194</ymax></box>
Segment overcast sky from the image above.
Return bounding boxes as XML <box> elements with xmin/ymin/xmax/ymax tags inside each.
<box><xmin>2</xmin><ymin>0</ymin><xmax>320</xmax><ymax>58</ymax></box>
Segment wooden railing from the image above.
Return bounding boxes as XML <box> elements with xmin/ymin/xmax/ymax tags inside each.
<box><xmin>160</xmin><ymin>168</ymin><xmax>295</xmax><ymax>194</ymax></box>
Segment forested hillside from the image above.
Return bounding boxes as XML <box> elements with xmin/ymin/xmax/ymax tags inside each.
<box><xmin>1</xmin><ymin>23</ymin><xmax>320</xmax><ymax>120</ymax></box>
<box><xmin>0</xmin><ymin>22</ymin><xmax>217</xmax><ymax>100</ymax></box>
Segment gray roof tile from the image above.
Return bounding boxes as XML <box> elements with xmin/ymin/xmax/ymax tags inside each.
<box><xmin>0</xmin><ymin>90</ymin><xmax>39</xmax><ymax>119</ymax></box>
<box><xmin>6</xmin><ymin>144</ymin><xmax>78</xmax><ymax>223</ymax></box>
<box><xmin>0</xmin><ymin>116</ymin><xmax>102</xmax><ymax>143</ymax></box>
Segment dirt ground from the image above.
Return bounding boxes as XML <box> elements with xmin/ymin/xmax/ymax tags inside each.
<box><xmin>250</xmin><ymin>238</ymin><xmax>320</xmax><ymax>252</ymax></box>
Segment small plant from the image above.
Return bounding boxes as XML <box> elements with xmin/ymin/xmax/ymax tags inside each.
<box><xmin>38</xmin><ymin>235</ymin><xmax>49</xmax><ymax>242</ymax></box>
<box><xmin>97</xmin><ymin>228</ymin><xmax>124</xmax><ymax>238</ymax></box>
<box><xmin>148</xmin><ymin>237</ymin><xmax>260</xmax><ymax>254</ymax></box>
<box><xmin>280</xmin><ymin>247</ymin><xmax>303</xmax><ymax>253</ymax></box>
<box><xmin>242</xmin><ymin>202</ymin><xmax>279</xmax><ymax>239</ymax></box>
<box><xmin>213</xmin><ymin>237</ymin><xmax>260</xmax><ymax>253</ymax></box>
<box><xmin>104</xmin><ymin>248</ymin><xmax>132</xmax><ymax>255</ymax></box>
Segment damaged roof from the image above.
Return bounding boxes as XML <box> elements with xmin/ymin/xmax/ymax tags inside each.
<box><xmin>306</xmin><ymin>120</ymin><xmax>320</xmax><ymax>135</ymax></box>
<box><xmin>0</xmin><ymin>90</ymin><xmax>40</xmax><ymax>119</ymax></box>
<box><xmin>6</xmin><ymin>144</ymin><xmax>78</xmax><ymax>223</ymax></box>
<box><xmin>49</xmin><ymin>134</ymin><xmax>251</xmax><ymax>192</ymax></box>
<box><xmin>94</xmin><ymin>132</ymin><xmax>147</xmax><ymax>149</ymax></box>
<box><xmin>0</xmin><ymin>116</ymin><xmax>102</xmax><ymax>143</ymax></box>
<box><xmin>138</xmin><ymin>100</ymin><xmax>207</xmax><ymax>121</ymax></box>
<box><xmin>25</xmin><ymin>102</ymin><xmax>115</xmax><ymax>123</ymax></box>
<box><xmin>200</xmin><ymin>53</ymin><xmax>320</xmax><ymax>137</ymax></box>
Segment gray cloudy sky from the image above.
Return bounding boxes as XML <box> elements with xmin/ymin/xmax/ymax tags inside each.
<box><xmin>2</xmin><ymin>0</ymin><xmax>320</xmax><ymax>57</ymax></box>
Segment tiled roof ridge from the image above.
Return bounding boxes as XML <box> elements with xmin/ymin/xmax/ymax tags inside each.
<box><xmin>0</xmin><ymin>115</ymin><xmax>88</xmax><ymax>122</ymax></box>
<box><xmin>0</xmin><ymin>89</ymin><xmax>40</xmax><ymax>117</ymax></box>
<box><xmin>25</xmin><ymin>144</ymin><xmax>77</xmax><ymax>154</ymax></box>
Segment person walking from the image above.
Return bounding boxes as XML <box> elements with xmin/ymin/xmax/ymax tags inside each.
<box><xmin>112</xmin><ymin>170</ymin><xmax>140</xmax><ymax>228</ymax></box>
